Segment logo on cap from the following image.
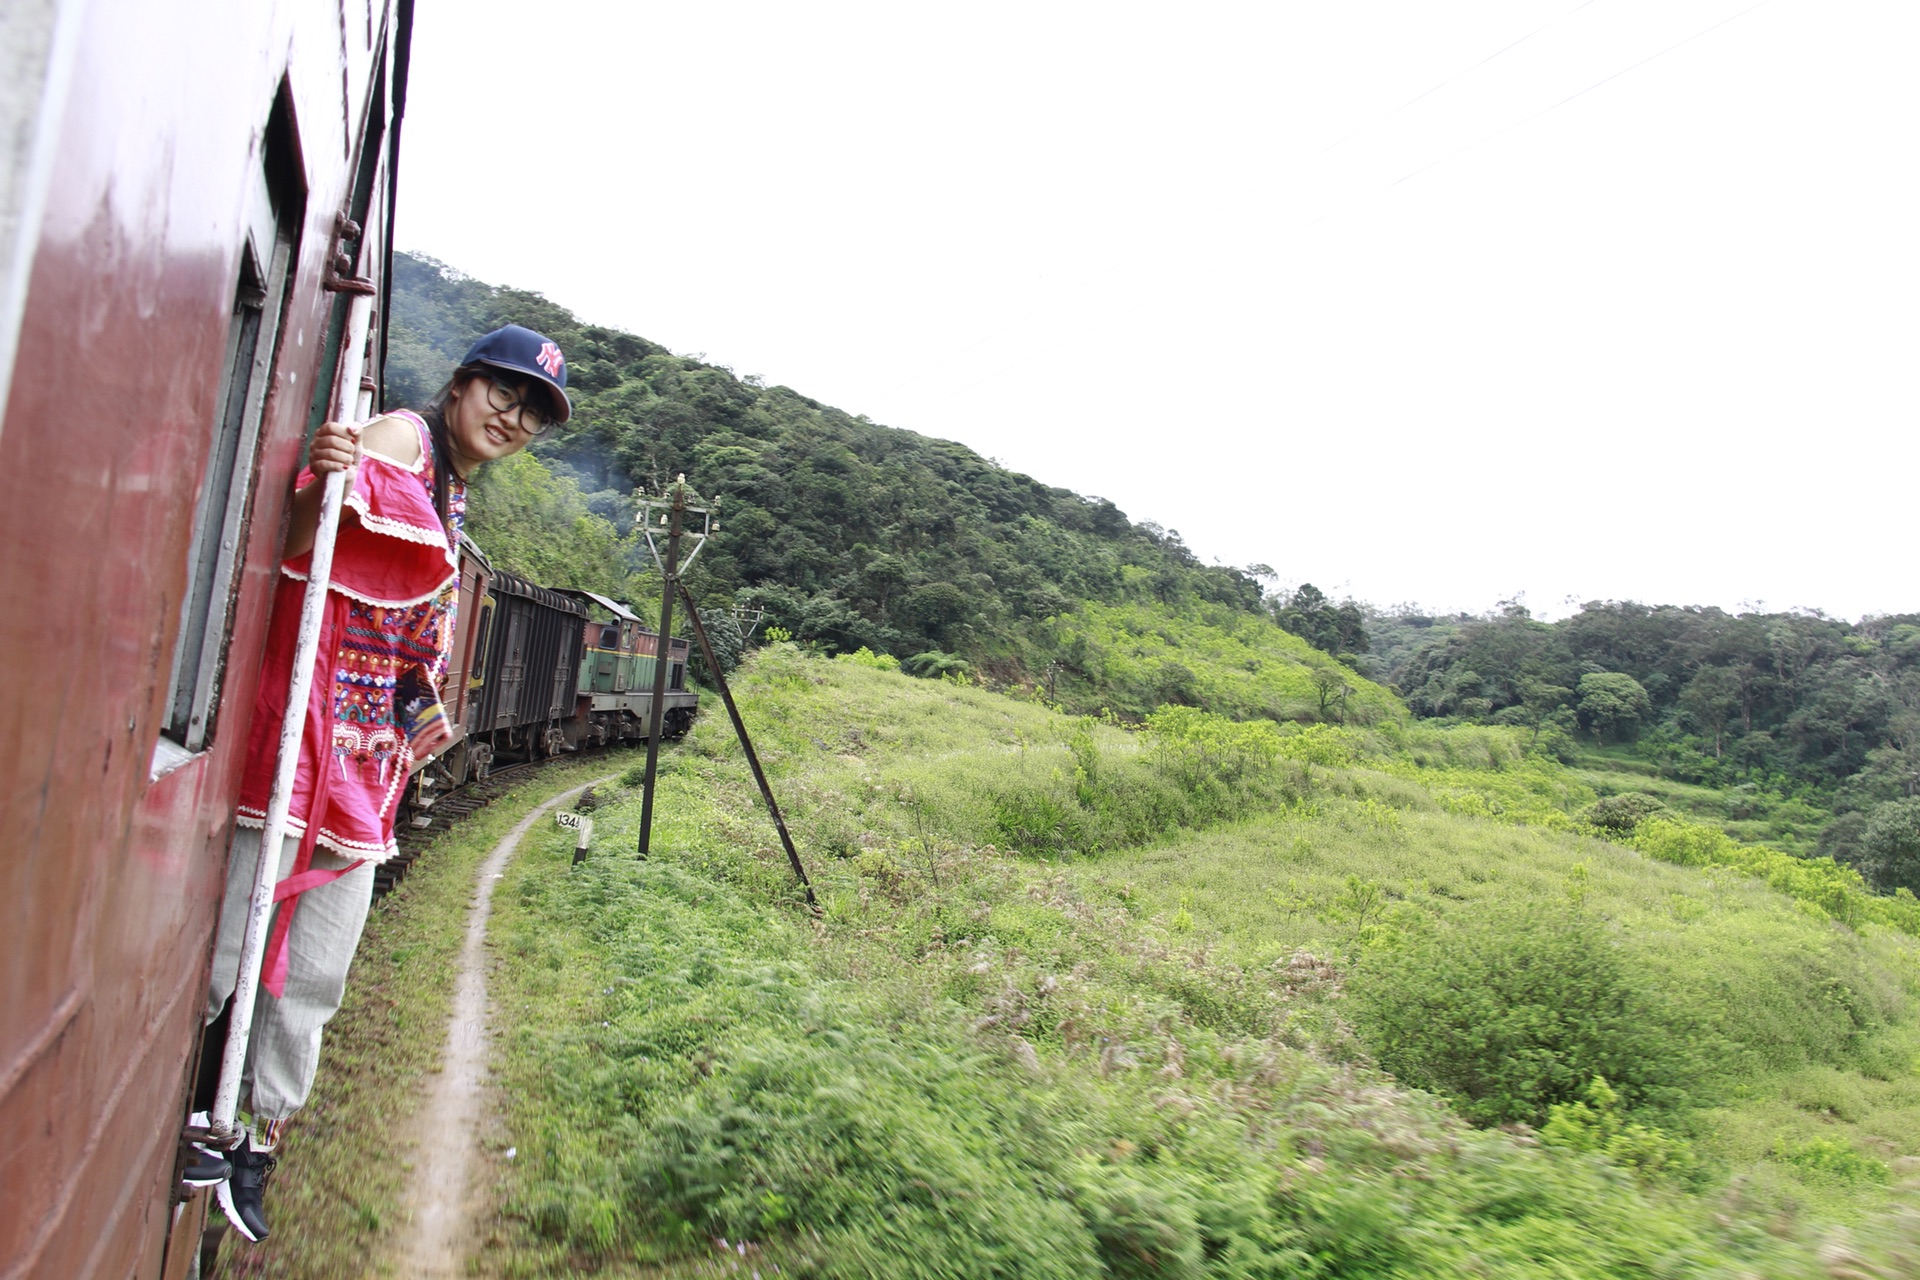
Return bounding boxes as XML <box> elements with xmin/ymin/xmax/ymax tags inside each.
<box><xmin>536</xmin><ymin>341</ymin><xmax>565</xmax><ymax>378</ymax></box>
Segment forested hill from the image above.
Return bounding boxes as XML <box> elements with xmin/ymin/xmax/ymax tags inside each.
<box><xmin>1366</xmin><ymin>599</ymin><xmax>1920</xmax><ymax>881</ymax></box>
<box><xmin>386</xmin><ymin>253</ymin><xmax>1262</xmax><ymax>651</ymax></box>
<box><xmin>385</xmin><ymin>253</ymin><xmax>1400</xmax><ymax>721</ymax></box>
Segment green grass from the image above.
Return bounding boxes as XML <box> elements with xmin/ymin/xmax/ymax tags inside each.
<box><xmin>1569</xmin><ymin>748</ymin><xmax>1832</xmax><ymax>854</ymax></box>
<box><xmin>469</xmin><ymin>648</ymin><xmax>1920</xmax><ymax>1277</ymax></box>
<box><xmin>1090</xmin><ymin>801</ymin><xmax>1920</xmax><ymax>1211</ymax></box>
<box><xmin>1032</xmin><ymin>599</ymin><xmax>1404</xmax><ymax>724</ymax></box>
<box><xmin>208</xmin><ymin>753</ymin><xmax>641</xmax><ymax>1280</ymax></box>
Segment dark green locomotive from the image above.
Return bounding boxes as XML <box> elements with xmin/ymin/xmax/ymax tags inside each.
<box><xmin>558</xmin><ymin>588</ymin><xmax>699</xmax><ymax>747</ymax></box>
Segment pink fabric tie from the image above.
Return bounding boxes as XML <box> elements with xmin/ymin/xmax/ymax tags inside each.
<box><xmin>260</xmin><ymin>594</ymin><xmax>366</xmax><ymax>999</ymax></box>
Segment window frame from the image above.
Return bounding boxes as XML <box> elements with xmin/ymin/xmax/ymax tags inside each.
<box><xmin>154</xmin><ymin>107</ymin><xmax>303</xmax><ymax>773</ymax></box>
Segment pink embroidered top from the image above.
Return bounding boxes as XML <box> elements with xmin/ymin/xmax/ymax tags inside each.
<box><xmin>235</xmin><ymin>411</ymin><xmax>466</xmax><ymax>864</ymax></box>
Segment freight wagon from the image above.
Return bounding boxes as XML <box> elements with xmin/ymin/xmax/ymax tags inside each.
<box><xmin>405</xmin><ymin>547</ymin><xmax>700</xmax><ymax>810</ymax></box>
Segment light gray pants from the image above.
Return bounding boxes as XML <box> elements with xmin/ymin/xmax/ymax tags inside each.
<box><xmin>205</xmin><ymin>827</ymin><xmax>376</xmax><ymax>1123</ymax></box>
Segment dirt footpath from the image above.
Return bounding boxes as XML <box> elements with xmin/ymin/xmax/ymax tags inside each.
<box><xmin>394</xmin><ymin>778</ymin><xmax>611</xmax><ymax>1277</ymax></box>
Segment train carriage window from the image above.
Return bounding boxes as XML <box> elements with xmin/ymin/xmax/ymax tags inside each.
<box><xmin>157</xmin><ymin>98</ymin><xmax>303</xmax><ymax>766</ymax></box>
<box><xmin>469</xmin><ymin>598</ymin><xmax>494</xmax><ymax>689</ymax></box>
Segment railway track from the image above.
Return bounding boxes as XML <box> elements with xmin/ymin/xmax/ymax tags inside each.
<box><xmin>375</xmin><ymin>760</ymin><xmax>555</xmax><ymax>897</ymax></box>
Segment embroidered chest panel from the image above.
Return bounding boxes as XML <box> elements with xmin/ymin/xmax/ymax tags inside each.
<box><xmin>330</xmin><ymin>597</ymin><xmax>449</xmax><ymax>773</ymax></box>
<box><xmin>327</xmin><ymin>472</ymin><xmax>465</xmax><ymax>782</ymax></box>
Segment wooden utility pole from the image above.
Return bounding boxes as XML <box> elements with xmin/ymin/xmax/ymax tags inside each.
<box><xmin>636</xmin><ymin>482</ymin><xmax>685</xmax><ymax>856</ymax></box>
<box><xmin>631</xmin><ymin>478</ymin><xmax>816</xmax><ymax>908</ymax></box>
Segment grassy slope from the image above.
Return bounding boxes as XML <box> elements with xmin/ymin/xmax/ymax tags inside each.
<box><xmin>1033</xmin><ymin>599</ymin><xmax>1403</xmax><ymax>724</ymax></box>
<box><xmin>477</xmin><ymin>652</ymin><xmax>1920</xmax><ymax>1278</ymax></box>
<box><xmin>1096</xmin><ymin>806</ymin><xmax>1920</xmax><ymax>1210</ymax></box>
<box><xmin>1571</xmin><ymin>746</ymin><xmax>1832</xmax><ymax>855</ymax></box>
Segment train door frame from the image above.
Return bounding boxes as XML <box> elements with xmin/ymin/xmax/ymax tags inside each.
<box><xmin>157</xmin><ymin>88</ymin><xmax>306</xmax><ymax>765</ymax></box>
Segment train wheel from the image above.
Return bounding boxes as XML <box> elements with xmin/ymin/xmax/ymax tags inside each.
<box><xmin>449</xmin><ymin>741</ymin><xmax>472</xmax><ymax>786</ymax></box>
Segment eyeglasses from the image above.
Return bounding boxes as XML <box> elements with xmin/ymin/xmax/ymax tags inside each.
<box><xmin>480</xmin><ymin>374</ymin><xmax>555</xmax><ymax>436</ymax></box>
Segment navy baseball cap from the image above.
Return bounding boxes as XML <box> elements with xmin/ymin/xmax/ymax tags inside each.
<box><xmin>460</xmin><ymin>324</ymin><xmax>572</xmax><ymax>424</ymax></box>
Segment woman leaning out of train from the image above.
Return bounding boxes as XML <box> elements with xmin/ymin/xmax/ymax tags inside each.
<box><xmin>187</xmin><ymin>325</ymin><xmax>571</xmax><ymax>1243</ymax></box>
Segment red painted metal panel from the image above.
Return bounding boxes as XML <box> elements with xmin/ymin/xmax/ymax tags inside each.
<box><xmin>445</xmin><ymin>542</ymin><xmax>492</xmax><ymax>736</ymax></box>
<box><xmin>0</xmin><ymin>2</ymin><xmax>404</xmax><ymax>1275</ymax></box>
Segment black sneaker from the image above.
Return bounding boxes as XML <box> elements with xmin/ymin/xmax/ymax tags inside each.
<box><xmin>179</xmin><ymin>1112</ymin><xmax>232</xmax><ymax>1190</ymax></box>
<box><xmin>180</xmin><ymin>1144</ymin><xmax>232</xmax><ymax>1188</ymax></box>
<box><xmin>215</xmin><ymin>1145</ymin><xmax>276</xmax><ymax>1242</ymax></box>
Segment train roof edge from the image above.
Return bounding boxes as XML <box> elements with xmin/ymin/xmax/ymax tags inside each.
<box><xmin>555</xmin><ymin>587</ymin><xmax>640</xmax><ymax>623</ymax></box>
<box><xmin>488</xmin><ymin>567</ymin><xmax>589</xmax><ymax>616</ymax></box>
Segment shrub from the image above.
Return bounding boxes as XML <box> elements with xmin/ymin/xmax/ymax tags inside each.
<box><xmin>1275</xmin><ymin>722</ymin><xmax>1362</xmax><ymax>767</ymax></box>
<box><xmin>836</xmin><ymin>646</ymin><xmax>900</xmax><ymax>672</ymax></box>
<box><xmin>991</xmin><ymin>787</ymin><xmax>1086</xmax><ymax>857</ymax></box>
<box><xmin>1066</xmin><ymin>1160</ymin><xmax>1204</xmax><ymax>1280</ymax></box>
<box><xmin>1582</xmin><ymin>791</ymin><xmax>1670</xmax><ymax>832</ymax></box>
<box><xmin>1145</xmin><ymin>705</ymin><xmax>1282</xmax><ymax>789</ymax></box>
<box><xmin>1350</xmin><ymin>905</ymin><xmax>1706</xmax><ymax>1126</ymax></box>
<box><xmin>626</xmin><ymin>1027</ymin><xmax>1104</xmax><ymax>1278</ymax></box>
<box><xmin>1770</xmin><ymin>1137</ymin><xmax>1889</xmax><ymax>1186</ymax></box>
<box><xmin>902</xmin><ymin>649</ymin><xmax>971</xmax><ymax>679</ymax></box>
<box><xmin>1538</xmin><ymin>1077</ymin><xmax>1696</xmax><ymax>1179</ymax></box>
<box><xmin>1625</xmin><ymin>817</ymin><xmax>1920</xmax><ymax>935</ymax></box>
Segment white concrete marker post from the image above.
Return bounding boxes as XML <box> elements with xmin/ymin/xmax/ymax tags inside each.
<box><xmin>558</xmin><ymin>810</ymin><xmax>594</xmax><ymax>865</ymax></box>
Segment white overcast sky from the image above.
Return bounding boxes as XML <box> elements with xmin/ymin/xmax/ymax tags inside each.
<box><xmin>395</xmin><ymin>1</ymin><xmax>1916</xmax><ymax>621</ymax></box>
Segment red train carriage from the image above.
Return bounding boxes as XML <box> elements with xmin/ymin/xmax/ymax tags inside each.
<box><xmin>0</xmin><ymin>2</ymin><xmax>414</xmax><ymax>1275</ymax></box>
<box><xmin>406</xmin><ymin>533</ymin><xmax>497</xmax><ymax>812</ymax></box>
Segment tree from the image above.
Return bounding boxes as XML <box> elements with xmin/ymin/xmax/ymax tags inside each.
<box><xmin>1515</xmin><ymin>678</ymin><xmax>1574</xmax><ymax>749</ymax></box>
<box><xmin>1576</xmin><ymin>672</ymin><xmax>1652</xmax><ymax>745</ymax></box>
<box><xmin>1272</xmin><ymin>583</ymin><xmax>1371</xmax><ymax>659</ymax></box>
<box><xmin>1678</xmin><ymin>667</ymin><xmax>1740</xmax><ymax>758</ymax></box>
<box><xmin>1331</xmin><ymin>601</ymin><xmax>1371</xmax><ymax>656</ymax></box>
<box><xmin>686</xmin><ymin>603</ymin><xmax>744</xmax><ymax>684</ymax></box>
<box><xmin>903</xmin><ymin>581</ymin><xmax>971</xmax><ymax>641</ymax></box>
<box><xmin>1311</xmin><ymin>665</ymin><xmax>1353</xmax><ymax>723</ymax></box>
<box><xmin>1859</xmin><ymin>799</ymin><xmax>1920</xmax><ymax>895</ymax></box>
<box><xmin>859</xmin><ymin>551</ymin><xmax>912</xmax><ymax>622</ymax></box>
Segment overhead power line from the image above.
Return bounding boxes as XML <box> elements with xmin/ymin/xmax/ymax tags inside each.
<box><xmin>1308</xmin><ymin>0</ymin><xmax>1778</xmax><ymax>226</ymax></box>
<box><xmin>920</xmin><ymin>0</ymin><xmax>1780</xmax><ymax>412</ymax></box>
<box><xmin>1312</xmin><ymin>0</ymin><xmax>1599</xmax><ymax>158</ymax></box>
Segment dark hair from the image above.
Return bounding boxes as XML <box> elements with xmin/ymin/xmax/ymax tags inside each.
<box><xmin>419</xmin><ymin>366</ymin><xmax>480</xmax><ymax>532</ymax></box>
<box><xmin>418</xmin><ymin>363</ymin><xmax>560</xmax><ymax>528</ymax></box>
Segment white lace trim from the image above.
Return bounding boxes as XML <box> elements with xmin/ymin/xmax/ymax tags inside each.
<box><xmin>235</xmin><ymin>808</ymin><xmax>399</xmax><ymax>865</ymax></box>
<box><xmin>279</xmin><ymin>563</ymin><xmax>456</xmax><ymax>609</ymax></box>
<box><xmin>377</xmin><ymin>749</ymin><xmax>408</xmax><ymax>824</ymax></box>
<box><xmin>345</xmin><ymin>488</ymin><xmax>451</xmax><ymax>549</ymax></box>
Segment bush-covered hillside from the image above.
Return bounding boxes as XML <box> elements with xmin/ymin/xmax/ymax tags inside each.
<box><xmin>386</xmin><ymin>253</ymin><xmax>1265</xmax><ymax>672</ymax></box>
<box><xmin>471</xmin><ymin>647</ymin><xmax>1920</xmax><ymax>1277</ymax></box>
<box><xmin>259</xmin><ymin>253</ymin><xmax>1920</xmax><ymax>1273</ymax></box>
